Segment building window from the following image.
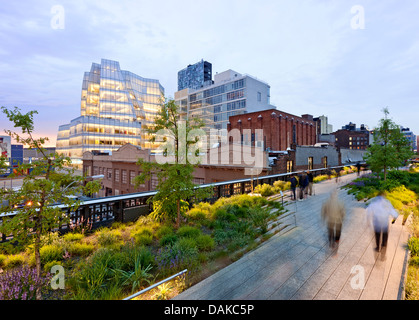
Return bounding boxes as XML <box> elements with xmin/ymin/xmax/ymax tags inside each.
<box><xmin>308</xmin><ymin>157</ymin><xmax>313</xmax><ymax>170</ymax></box>
<box><xmin>107</xmin><ymin>169</ymin><xmax>112</xmax><ymax>180</ymax></box>
<box><xmin>122</xmin><ymin>170</ymin><xmax>127</xmax><ymax>184</ymax></box>
<box><xmin>287</xmin><ymin>161</ymin><xmax>293</xmax><ymax>173</ymax></box>
<box><xmin>257</xmin><ymin>92</ymin><xmax>261</xmax><ymax>102</ymax></box>
<box><xmin>130</xmin><ymin>171</ymin><xmax>136</xmax><ymax>186</ymax></box>
<box><xmin>114</xmin><ymin>169</ymin><xmax>120</xmax><ymax>182</ymax></box>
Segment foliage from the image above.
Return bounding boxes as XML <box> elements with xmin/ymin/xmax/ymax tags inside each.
<box><xmin>135</xmin><ymin>98</ymin><xmax>211</xmax><ymax>228</ymax></box>
<box><xmin>0</xmin><ymin>106</ymin><xmax>100</xmax><ymax>296</ymax></box>
<box><xmin>409</xmin><ymin>238</ymin><xmax>419</xmax><ymax>257</ymax></box>
<box><xmin>364</xmin><ymin>108</ymin><xmax>414</xmax><ymax>180</ymax></box>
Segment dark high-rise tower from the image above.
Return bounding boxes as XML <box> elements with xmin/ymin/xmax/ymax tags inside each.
<box><xmin>177</xmin><ymin>59</ymin><xmax>212</xmax><ymax>91</ymax></box>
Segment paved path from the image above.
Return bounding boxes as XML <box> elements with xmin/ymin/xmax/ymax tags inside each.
<box><xmin>174</xmin><ymin>173</ymin><xmax>411</xmax><ymax>300</ymax></box>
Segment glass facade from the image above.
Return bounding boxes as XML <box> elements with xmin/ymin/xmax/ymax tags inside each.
<box><xmin>56</xmin><ymin>59</ymin><xmax>164</xmax><ymax>160</ymax></box>
<box><xmin>178</xmin><ymin>60</ymin><xmax>212</xmax><ymax>91</ymax></box>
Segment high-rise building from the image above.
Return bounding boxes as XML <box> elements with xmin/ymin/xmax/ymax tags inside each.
<box><xmin>175</xmin><ymin>68</ymin><xmax>273</xmax><ymax>131</ymax></box>
<box><xmin>56</xmin><ymin>59</ymin><xmax>164</xmax><ymax>163</ymax></box>
<box><xmin>400</xmin><ymin>127</ymin><xmax>417</xmax><ymax>153</ymax></box>
<box><xmin>178</xmin><ymin>59</ymin><xmax>212</xmax><ymax>91</ymax></box>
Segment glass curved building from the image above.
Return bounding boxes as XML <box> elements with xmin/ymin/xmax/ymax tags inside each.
<box><xmin>56</xmin><ymin>59</ymin><xmax>164</xmax><ymax>163</ymax></box>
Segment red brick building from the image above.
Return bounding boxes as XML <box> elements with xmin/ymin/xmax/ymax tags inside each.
<box><xmin>334</xmin><ymin>129</ymin><xmax>370</xmax><ymax>150</ymax></box>
<box><xmin>227</xmin><ymin>109</ymin><xmax>317</xmax><ymax>151</ymax></box>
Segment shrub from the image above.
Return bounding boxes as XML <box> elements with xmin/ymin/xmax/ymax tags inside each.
<box><xmin>186</xmin><ymin>207</ymin><xmax>208</xmax><ymax>221</ymax></box>
<box><xmin>212</xmin><ymin>208</ymin><xmax>237</xmax><ymax>222</ymax></box>
<box><xmin>40</xmin><ymin>245</ymin><xmax>64</xmax><ymax>265</ymax></box>
<box><xmin>314</xmin><ymin>175</ymin><xmax>329</xmax><ymax>183</ymax></box>
<box><xmin>156</xmin><ymin>238</ymin><xmax>199</xmax><ymax>275</ymax></box>
<box><xmin>4</xmin><ymin>254</ymin><xmax>26</xmax><ymax>269</ymax></box>
<box><xmin>96</xmin><ymin>228</ymin><xmax>123</xmax><ymax>247</ymax></box>
<box><xmin>0</xmin><ymin>254</ymin><xmax>6</xmax><ymax>267</ymax></box>
<box><xmin>176</xmin><ymin>226</ymin><xmax>201</xmax><ymax>238</ymax></box>
<box><xmin>67</xmin><ymin>243</ymin><xmax>95</xmax><ymax>257</ymax></box>
<box><xmin>254</xmin><ymin>184</ymin><xmax>275</xmax><ymax>197</ymax></box>
<box><xmin>132</xmin><ymin>227</ymin><xmax>154</xmax><ymax>246</ymax></box>
<box><xmin>43</xmin><ymin>260</ymin><xmax>62</xmax><ymax>272</ymax></box>
<box><xmin>159</xmin><ymin>233</ymin><xmax>178</xmax><ymax>247</ymax></box>
<box><xmin>273</xmin><ymin>180</ymin><xmax>290</xmax><ymax>192</ymax></box>
<box><xmin>63</xmin><ymin>233</ymin><xmax>84</xmax><ymax>242</ymax></box>
<box><xmin>134</xmin><ymin>233</ymin><xmax>153</xmax><ymax>246</ymax></box>
<box><xmin>408</xmin><ymin>237</ymin><xmax>419</xmax><ymax>257</ymax></box>
<box><xmin>195</xmin><ymin>234</ymin><xmax>215</xmax><ymax>251</ymax></box>
<box><xmin>155</xmin><ymin>225</ymin><xmax>173</xmax><ymax>239</ymax></box>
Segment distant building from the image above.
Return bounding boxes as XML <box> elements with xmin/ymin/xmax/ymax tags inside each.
<box><xmin>178</xmin><ymin>59</ymin><xmax>213</xmax><ymax>91</ymax></box>
<box><xmin>175</xmin><ymin>67</ymin><xmax>273</xmax><ymax>131</ymax></box>
<box><xmin>400</xmin><ymin>127</ymin><xmax>417</xmax><ymax>153</ymax></box>
<box><xmin>82</xmin><ymin>143</ymin><xmax>270</xmax><ymax>197</ymax></box>
<box><xmin>56</xmin><ymin>59</ymin><xmax>164</xmax><ymax>164</ymax></box>
<box><xmin>334</xmin><ymin>123</ymin><xmax>371</xmax><ymax>150</ymax></box>
<box><xmin>228</xmin><ymin>109</ymin><xmax>317</xmax><ymax>152</ymax></box>
<box><xmin>313</xmin><ymin>115</ymin><xmax>333</xmax><ymax>136</ymax></box>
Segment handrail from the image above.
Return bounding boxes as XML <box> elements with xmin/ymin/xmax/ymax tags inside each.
<box><xmin>123</xmin><ymin>269</ymin><xmax>188</xmax><ymax>301</ymax></box>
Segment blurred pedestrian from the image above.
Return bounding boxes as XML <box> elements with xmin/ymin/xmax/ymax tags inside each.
<box><xmin>290</xmin><ymin>174</ymin><xmax>298</xmax><ymax>201</ymax></box>
<box><xmin>321</xmin><ymin>190</ymin><xmax>346</xmax><ymax>249</ymax></box>
<box><xmin>356</xmin><ymin>162</ymin><xmax>361</xmax><ymax>176</ymax></box>
<box><xmin>307</xmin><ymin>171</ymin><xmax>314</xmax><ymax>196</ymax></box>
<box><xmin>366</xmin><ymin>190</ymin><xmax>399</xmax><ymax>254</ymax></box>
<box><xmin>298</xmin><ymin>173</ymin><xmax>308</xmax><ymax>200</ymax></box>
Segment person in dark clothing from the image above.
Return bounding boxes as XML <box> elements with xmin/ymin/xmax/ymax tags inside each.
<box><xmin>290</xmin><ymin>175</ymin><xmax>298</xmax><ymax>201</ymax></box>
<box><xmin>299</xmin><ymin>173</ymin><xmax>308</xmax><ymax>200</ymax></box>
<box><xmin>356</xmin><ymin>162</ymin><xmax>361</xmax><ymax>176</ymax></box>
<box><xmin>307</xmin><ymin>171</ymin><xmax>314</xmax><ymax>196</ymax></box>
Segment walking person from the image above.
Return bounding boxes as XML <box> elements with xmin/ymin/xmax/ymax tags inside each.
<box><xmin>290</xmin><ymin>174</ymin><xmax>298</xmax><ymax>201</ymax></box>
<box><xmin>366</xmin><ymin>190</ymin><xmax>399</xmax><ymax>256</ymax></box>
<box><xmin>307</xmin><ymin>170</ymin><xmax>314</xmax><ymax>196</ymax></box>
<box><xmin>321</xmin><ymin>190</ymin><xmax>346</xmax><ymax>249</ymax></box>
<box><xmin>298</xmin><ymin>173</ymin><xmax>308</xmax><ymax>200</ymax></box>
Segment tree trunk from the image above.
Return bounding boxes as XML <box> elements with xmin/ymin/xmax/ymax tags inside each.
<box><xmin>176</xmin><ymin>199</ymin><xmax>180</xmax><ymax>229</ymax></box>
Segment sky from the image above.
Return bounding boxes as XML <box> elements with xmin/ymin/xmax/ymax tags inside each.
<box><xmin>0</xmin><ymin>0</ymin><xmax>418</xmax><ymax>147</ymax></box>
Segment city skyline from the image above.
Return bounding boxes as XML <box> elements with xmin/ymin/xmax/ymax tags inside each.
<box><xmin>1</xmin><ymin>1</ymin><xmax>419</xmax><ymax>147</ymax></box>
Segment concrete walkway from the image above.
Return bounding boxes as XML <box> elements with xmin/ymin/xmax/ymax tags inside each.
<box><xmin>174</xmin><ymin>173</ymin><xmax>411</xmax><ymax>300</ymax></box>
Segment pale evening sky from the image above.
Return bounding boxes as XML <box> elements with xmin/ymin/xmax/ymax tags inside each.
<box><xmin>0</xmin><ymin>0</ymin><xmax>418</xmax><ymax>146</ymax></box>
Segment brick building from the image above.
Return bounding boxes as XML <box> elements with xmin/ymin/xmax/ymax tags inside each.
<box><xmin>227</xmin><ymin>109</ymin><xmax>317</xmax><ymax>151</ymax></box>
<box><xmin>82</xmin><ymin>143</ymin><xmax>270</xmax><ymax>197</ymax></box>
<box><xmin>334</xmin><ymin>128</ymin><xmax>370</xmax><ymax>150</ymax></box>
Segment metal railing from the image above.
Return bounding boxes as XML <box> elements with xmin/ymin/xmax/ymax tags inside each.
<box><xmin>0</xmin><ymin>163</ymin><xmax>364</xmax><ymax>242</ymax></box>
<box><xmin>123</xmin><ymin>269</ymin><xmax>188</xmax><ymax>300</ymax></box>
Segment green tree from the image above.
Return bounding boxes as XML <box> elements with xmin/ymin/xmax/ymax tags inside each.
<box><xmin>0</xmin><ymin>107</ymin><xmax>100</xmax><ymax>298</ymax></box>
<box><xmin>135</xmin><ymin>98</ymin><xmax>211</xmax><ymax>228</ymax></box>
<box><xmin>364</xmin><ymin>107</ymin><xmax>414</xmax><ymax>180</ymax></box>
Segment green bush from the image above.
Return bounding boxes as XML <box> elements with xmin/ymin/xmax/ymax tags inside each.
<box><xmin>212</xmin><ymin>208</ymin><xmax>237</xmax><ymax>222</ymax></box>
<box><xmin>0</xmin><ymin>254</ymin><xmax>6</xmax><ymax>267</ymax></box>
<box><xmin>187</xmin><ymin>207</ymin><xmax>208</xmax><ymax>221</ymax></box>
<box><xmin>155</xmin><ymin>225</ymin><xmax>173</xmax><ymax>239</ymax></box>
<box><xmin>96</xmin><ymin>228</ymin><xmax>123</xmax><ymax>247</ymax></box>
<box><xmin>195</xmin><ymin>234</ymin><xmax>215</xmax><ymax>251</ymax></box>
<box><xmin>408</xmin><ymin>237</ymin><xmax>419</xmax><ymax>257</ymax></box>
<box><xmin>43</xmin><ymin>260</ymin><xmax>62</xmax><ymax>272</ymax></box>
<box><xmin>4</xmin><ymin>254</ymin><xmax>25</xmax><ymax>269</ymax></box>
<box><xmin>67</xmin><ymin>243</ymin><xmax>95</xmax><ymax>257</ymax></box>
<box><xmin>159</xmin><ymin>233</ymin><xmax>178</xmax><ymax>247</ymax></box>
<box><xmin>254</xmin><ymin>183</ymin><xmax>275</xmax><ymax>197</ymax></box>
<box><xmin>176</xmin><ymin>226</ymin><xmax>202</xmax><ymax>238</ymax></box>
<box><xmin>40</xmin><ymin>245</ymin><xmax>64</xmax><ymax>264</ymax></box>
<box><xmin>63</xmin><ymin>233</ymin><xmax>84</xmax><ymax>242</ymax></box>
<box><xmin>134</xmin><ymin>233</ymin><xmax>153</xmax><ymax>246</ymax></box>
